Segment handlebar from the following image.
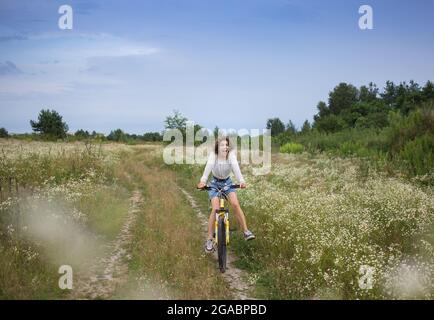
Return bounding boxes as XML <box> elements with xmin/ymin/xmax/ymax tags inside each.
<box><xmin>197</xmin><ymin>184</ymin><xmax>241</xmax><ymax>191</ymax></box>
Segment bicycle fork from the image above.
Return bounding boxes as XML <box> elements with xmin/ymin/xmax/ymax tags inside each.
<box><xmin>214</xmin><ymin>210</ymin><xmax>230</xmax><ymax>245</ymax></box>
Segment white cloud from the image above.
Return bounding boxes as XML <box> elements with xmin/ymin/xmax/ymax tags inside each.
<box><xmin>26</xmin><ymin>32</ymin><xmax>160</xmax><ymax>58</ymax></box>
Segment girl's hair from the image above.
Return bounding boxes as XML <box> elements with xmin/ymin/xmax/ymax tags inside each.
<box><xmin>215</xmin><ymin>136</ymin><xmax>230</xmax><ymax>159</ymax></box>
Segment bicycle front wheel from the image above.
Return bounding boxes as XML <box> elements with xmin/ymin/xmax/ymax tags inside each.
<box><xmin>217</xmin><ymin>216</ymin><xmax>227</xmax><ymax>273</ymax></box>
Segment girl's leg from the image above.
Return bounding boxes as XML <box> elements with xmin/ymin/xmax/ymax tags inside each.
<box><xmin>228</xmin><ymin>192</ymin><xmax>248</xmax><ymax>232</ymax></box>
<box><xmin>208</xmin><ymin>197</ymin><xmax>219</xmax><ymax>239</ymax></box>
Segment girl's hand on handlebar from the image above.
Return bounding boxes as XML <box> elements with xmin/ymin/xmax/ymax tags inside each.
<box><xmin>240</xmin><ymin>183</ymin><xmax>247</xmax><ymax>189</ymax></box>
<box><xmin>197</xmin><ymin>182</ymin><xmax>206</xmax><ymax>189</ymax></box>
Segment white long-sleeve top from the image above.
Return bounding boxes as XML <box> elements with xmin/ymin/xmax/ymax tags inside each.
<box><xmin>200</xmin><ymin>151</ymin><xmax>245</xmax><ymax>184</ymax></box>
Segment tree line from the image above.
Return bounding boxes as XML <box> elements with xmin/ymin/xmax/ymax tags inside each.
<box><xmin>1</xmin><ymin>79</ymin><xmax>432</xmax><ymax>180</ymax></box>
<box><xmin>267</xmin><ymin>80</ymin><xmax>433</xmax><ymax>181</ymax></box>
<box><xmin>267</xmin><ymin>80</ymin><xmax>433</xmax><ymax>136</ymax></box>
<box><xmin>0</xmin><ymin>109</ymin><xmax>163</xmax><ymax>143</ymax></box>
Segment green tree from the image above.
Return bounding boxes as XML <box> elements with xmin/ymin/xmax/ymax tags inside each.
<box><xmin>359</xmin><ymin>82</ymin><xmax>378</xmax><ymax>103</ymax></box>
<box><xmin>74</xmin><ymin>129</ymin><xmax>90</xmax><ymax>140</ymax></box>
<box><xmin>381</xmin><ymin>80</ymin><xmax>398</xmax><ymax>109</ymax></box>
<box><xmin>328</xmin><ymin>83</ymin><xmax>359</xmax><ymax>115</ymax></box>
<box><xmin>266</xmin><ymin>118</ymin><xmax>285</xmax><ymax>136</ymax></box>
<box><xmin>164</xmin><ymin>110</ymin><xmax>187</xmax><ymax>134</ymax></box>
<box><xmin>107</xmin><ymin>129</ymin><xmax>127</xmax><ymax>142</ymax></box>
<box><xmin>0</xmin><ymin>127</ymin><xmax>9</xmax><ymax>138</ymax></box>
<box><xmin>143</xmin><ymin>132</ymin><xmax>162</xmax><ymax>141</ymax></box>
<box><xmin>387</xmin><ymin>80</ymin><xmax>424</xmax><ymax>115</ymax></box>
<box><xmin>300</xmin><ymin>120</ymin><xmax>311</xmax><ymax>134</ymax></box>
<box><xmin>423</xmin><ymin>81</ymin><xmax>434</xmax><ymax>101</ymax></box>
<box><xmin>30</xmin><ymin>109</ymin><xmax>69</xmax><ymax>139</ymax></box>
<box><xmin>315</xmin><ymin>114</ymin><xmax>346</xmax><ymax>132</ymax></box>
<box><xmin>313</xmin><ymin>101</ymin><xmax>329</xmax><ymax>122</ymax></box>
<box><xmin>286</xmin><ymin>120</ymin><xmax>297</xmax><ymax>135</ymax></box>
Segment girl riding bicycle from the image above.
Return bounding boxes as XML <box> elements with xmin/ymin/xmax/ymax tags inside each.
<box><xmin>197</xmin><ymin>136</ymin><xmax>256</xmax><ymax>253</ymax></box>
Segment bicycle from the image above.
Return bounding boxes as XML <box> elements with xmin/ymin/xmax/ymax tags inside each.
<box><xmin>198</xmin><ymin>184</ymin><xmax>241</xmax><ymax>273</ymax></box>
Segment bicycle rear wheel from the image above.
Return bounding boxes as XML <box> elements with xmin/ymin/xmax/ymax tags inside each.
<box><xmin>217</xmin><ymin>216</ymin><xmax>227</xmax><ymax>273</ymax></box>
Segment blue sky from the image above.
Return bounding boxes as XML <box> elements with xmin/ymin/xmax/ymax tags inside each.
<box><xmin>0</xmin><ymin>0</ymin><xmax>433</xmax><ymax>134</ymax></box>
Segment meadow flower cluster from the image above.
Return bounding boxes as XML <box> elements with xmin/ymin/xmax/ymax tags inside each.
<box><xmin>0</xmin><ymin>140</ymin><xmax>132</xmax><ymax>299</ymax></box>
<box><xmin>238</xmin><ymin>153</ymin><xmax>434</xmax><ymax>299</ymax></box>
<box><xmin>0</xmin><ymin>140</ymin><xmax>122</xmax><ymax>187</ymax></box>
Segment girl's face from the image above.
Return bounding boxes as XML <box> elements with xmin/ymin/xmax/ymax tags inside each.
<box><xmin>219</xmin><ymin>140</ymin><xmax>229</xmax><ymax>155</ymax></box>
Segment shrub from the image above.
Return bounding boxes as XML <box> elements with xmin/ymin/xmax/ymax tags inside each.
<box><xmin>339</xmin><ymin>141</ymin><xmax>361</xmax><ymax>156</ymax></box>
<box><xmin>386</xmin><ymin>107</ymin><xmax>434</xmax><ymax>154</ymax></box>
<box><xmin>399</xmin><ymin>133</ymin><xmax>434</xmax><ymax>176</ymax></box>
<box><xmin>280</xmin><ymin>142</ymin><xmax>304</xmax><ymax>154</ymax></box>
<box><xmin>315</xmin><ymin>114</ymin><xmax>347</xmax><ymax>133</ymax></box>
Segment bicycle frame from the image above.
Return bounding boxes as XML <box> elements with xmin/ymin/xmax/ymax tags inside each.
<box><xmin>199</xmin><ymin>184</ymin><xmax>240</xmax><ymax>246</ymax></box>
<box><xmin>198</xmin><ymin>183</ymin><xmax>241</xmax><ymax>273</ymax></box>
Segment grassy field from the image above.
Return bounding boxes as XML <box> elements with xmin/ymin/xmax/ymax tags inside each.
<box><xmin>112</xmin><ymin>146</ymin><xmax>231</xmax><ymax>299</ymax></box>
<box><xmin>0</xmin><ymin>139</ymin><xmax>230</xmax><ymax>299</ymax></box>
<box><xmin>1</xmin><ymin>138</ymin><xmax>433</xmax><ymax>299</ymax></box>
<box><xmin>0</xmin><ymin>139</ymin><xmax>131</xmax><ymax>298</ymax></box>
<box><xmin>169</xmin><ymin>151</ymin><xmax>434</xmax><ymax>299</ymax></box>
<box><xmin>236</xmin><ymin>153</ymin><xmax>434</xmax><ymax>299</ymax></box>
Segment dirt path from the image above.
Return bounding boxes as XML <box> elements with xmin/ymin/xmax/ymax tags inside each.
<box><xmin>179</xmin><ymin>188</ymin><xmax>256</xmax><ymax>300</ymax></box>
<box><xmin>71</xmin><ymin>190</ymin><xmax>142</xmax><ymax>299</ymax></box>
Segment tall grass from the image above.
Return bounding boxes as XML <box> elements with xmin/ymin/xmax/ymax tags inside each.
<box><xmin>168</xmin><ymin>149</ymin><xmax>434</xmax><ymax>299</ymax></box>
<box><xmin>113</xmin><ymin>147</ymin><xmax>232</xmax><ymax>299</ymax></box>
<box><xmin>0</xmin><ymin>140</ymin><xmax>131</xmax><ymax>299</ymax></box>
<box><xmin>235</xmin><ymin>153</ymin><xmax>434</xmax><ymax>299</ymax></box>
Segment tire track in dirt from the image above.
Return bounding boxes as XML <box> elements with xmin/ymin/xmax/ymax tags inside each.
<box><xmin>71</xmin><ymin>190</ymin><xmax>142</xmax><ymax>299</ymax></box>
<box><xmin>179</xmin><ymin>187</ymin><xmax>256</xmax><ymax>300</ymax></box>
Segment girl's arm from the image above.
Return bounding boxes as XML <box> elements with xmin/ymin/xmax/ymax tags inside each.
<box><xmin>229</xmin><ymin>151</ymin><xmax>245</xmax><ymax>184</ymax></box>
<box><xmin>200</xmin><ymin>152</ymin><xmax>216</xmax><ymax>184</ymax></box>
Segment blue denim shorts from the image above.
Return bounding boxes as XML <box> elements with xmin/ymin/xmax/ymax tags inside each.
<box><xmin>208</xmin><ymin>176</ymin><xmax>236</xmax><ymax>199</ymax></box>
